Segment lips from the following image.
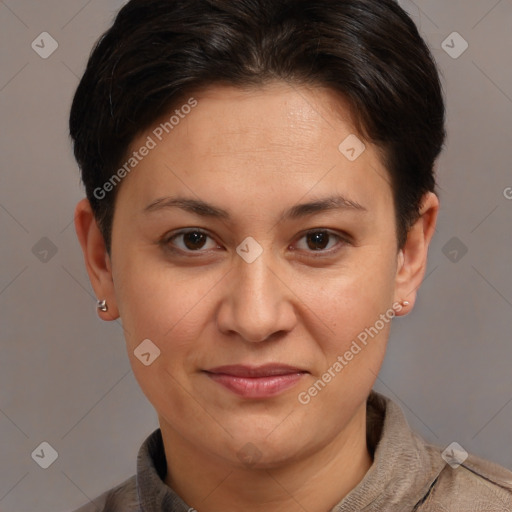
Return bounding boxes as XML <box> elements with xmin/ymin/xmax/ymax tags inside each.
<box><xmin>203</xmin><ymin>364</ymin><xmax>308</xmax><ymax>398</ymax></box>
<box><xmin>205</xmin><ymin>364</ymin><xmax>307</xmax><ymax>378</ymax></box>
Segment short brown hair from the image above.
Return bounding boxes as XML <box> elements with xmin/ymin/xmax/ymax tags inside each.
<box><xmin>70</xmin><ymin>0</ymin><xmax>446</xmax><ymax>254</ymax></box>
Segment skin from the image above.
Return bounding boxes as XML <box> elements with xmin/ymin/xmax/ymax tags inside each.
<box><xmin>75</xmin><ymin>82</ymin><xmax>439</xmax><ymax>512</ymax></box>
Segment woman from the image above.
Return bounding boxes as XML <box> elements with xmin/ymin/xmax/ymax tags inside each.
<box><xmin>70</xmin><ymin>0</ymin><xmax>512</xmax><ymax>510</ymax></box>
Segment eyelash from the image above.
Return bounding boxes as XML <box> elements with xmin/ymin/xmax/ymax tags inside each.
<box><xmin>161</xmin><ymin>228</ymin><xmax>351</xmax><ymax>257</ymax></box>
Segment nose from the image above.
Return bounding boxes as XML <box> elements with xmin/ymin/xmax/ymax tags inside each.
<box><xmin>216</xmin><ymin>249</ymin><xmax>297</xmax><ymax>343</ymax></box>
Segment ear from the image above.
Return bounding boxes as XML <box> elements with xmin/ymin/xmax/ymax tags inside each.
<box><xmin>74</xmin><ymin>198</ymin><xmax>119</xmax><ymax>321</ymax></box>
<box><xmin>393</xmin><ymin>192</ymin><xmax>439</xmax><ymax>316</ymax></box>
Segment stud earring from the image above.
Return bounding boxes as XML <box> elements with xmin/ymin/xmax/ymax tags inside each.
<box><xmin>97</xmin><ymin>299</ymin><xmax>108</xmax><ymax>312</ymax></box>
<box><xmin>401</xmin><ymin>300</ymin><xmax>410</xmax><ymax>307</ymax></box>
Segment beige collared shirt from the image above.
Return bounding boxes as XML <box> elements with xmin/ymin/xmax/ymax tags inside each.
<box><xmin>73</xmin><ymin>391</ymin><xmax>512</xmax><ymax>511</ymax></box>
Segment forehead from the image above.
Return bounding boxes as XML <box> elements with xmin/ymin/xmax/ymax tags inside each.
<box><xmin>118</xmin><ymin>82</ymin><xmax>393</xmax><ymax>219</ymax></box>
<box><xmin>165</xmin><ymin>83</ymin><xmax>358</xmax><ymax>158</ymax></box>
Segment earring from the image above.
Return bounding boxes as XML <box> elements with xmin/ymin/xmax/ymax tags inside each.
<box><xmin>401</xmin><ymin>300</ymin><xmax>410</xmax><ymax>307</ymax></box>
<box><xmin>97</xmin><ymin>299</ymin><xmax>108</xmax><ymax>312</ymax></box>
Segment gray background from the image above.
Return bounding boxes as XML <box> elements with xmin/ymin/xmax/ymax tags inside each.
<box><xmin>1</xmin><ymin>1</ymin><xmax>511</xmax><ymax>511</ymax></box>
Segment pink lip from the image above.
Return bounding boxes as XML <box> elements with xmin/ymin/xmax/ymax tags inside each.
<box><xmin>204</xmin><ymin>365</ymin><xmax>308</xmax><ymax>398</ymax></box>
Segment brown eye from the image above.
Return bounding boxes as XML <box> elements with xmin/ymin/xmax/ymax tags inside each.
<box><xmin>306</xmin><ymin>231</ymin><xmax>330</xmax><ymax>250</ymax></box>
<box><xmin>295</xmin><ymin>230</ymin><xmax>348</xmax><ymax>254</ymax></box>
<box><xmin>165</xmin><ymin>229</ymin><xmax>217</xmax><ymax>252</ymax></box>
<box><xmin>182</xmin><ymin>231</ymin><xmax>207</xmax><ymax>250</ymax></box>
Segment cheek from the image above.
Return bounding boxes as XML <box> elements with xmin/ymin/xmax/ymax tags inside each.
<box><xmin>298</xmin><ymin>253</ymin><xmax>396</xmax><ymax>338</ymax></box>
<box><xmin>296</xmin><ymin>258</ymin><xmax>397</xmax><ymax>397</ymax></box>
<box><xmin>113</xmin><ymin>250</ymin><xmax>209</xmax><ymax>342</ymax></box>
<box><xmin>114</xmin><ymin>261</ymin><xmax>222</xmax><ymax>405</ymax></box>
<box><xmin>296</xmin><ymin>294</ymin><xmax>392</xmax><ymax>419</ymax></box>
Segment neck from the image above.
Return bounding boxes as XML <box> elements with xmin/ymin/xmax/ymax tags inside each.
<box><xmin>160</xmin><ymin>403</ymin><xmax>372</xmax><ymax>512</ymax></box>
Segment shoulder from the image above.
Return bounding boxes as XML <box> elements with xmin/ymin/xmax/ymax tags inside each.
<box><xmin>71</xmin><ymin>475</ymin><xmax>139</xmax><ymax>512</ymax></box>
<box><xmin>418</xmin><ymin>449</ymin><xmax>512</xmax><ymax>511</ymax></box>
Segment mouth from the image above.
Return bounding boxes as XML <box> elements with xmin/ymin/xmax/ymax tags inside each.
<box><xmin>203</xmin><ymin>364</ymin><xmax>309</xmax><ymax>398</ymax></box>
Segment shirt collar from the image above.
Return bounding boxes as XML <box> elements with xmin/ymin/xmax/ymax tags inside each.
<box><xmin>136</xmin><ymin>428</ymin><xmax>190</xmax><ymax>511</ymax></box>
<box><xmin>335</xmin><ymin>391</ymin><xmax>446</xmax><ymax>511</ymax></box>
<box><xmin>135</xmin><ymin>391</ymin><xmax>446</xmax><ymax>511</ymax></box>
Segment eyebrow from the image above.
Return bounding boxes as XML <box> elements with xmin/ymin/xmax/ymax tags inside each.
<box><xmin>143</xmin><ymin>194</ymin><xmax>368</xmax><ymax>221</ymax></box>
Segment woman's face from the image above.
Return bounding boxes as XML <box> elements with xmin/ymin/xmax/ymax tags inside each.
<box><xmin>99</xmin><ymin>82</ymin><xmax>432</xmax><ymax>467</ymax></box>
